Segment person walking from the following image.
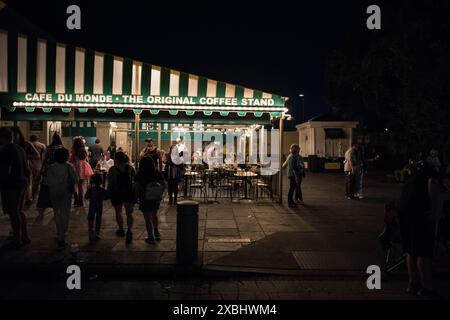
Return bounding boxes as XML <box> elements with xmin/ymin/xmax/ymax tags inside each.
<box><xmin>283</xmin><ymin>144</ymin><xmax>303</xmax><ymax>208</ymax></box>
<box><xmin>398</xmin><ymin>161</ymin><xmax>439</xmax><ymax>298</ymax></box>
<box><xmin>43</xmin><ymin>147</ymin><xmax>78</xmax><ymax>249</ymax></box>
<box><xmin>140</xmin><ymin>138</ymin><xmax>162</xmax><ymax>171</ymax></box>
<box><xmin>29</xmin><ymin>135</ymin><xmax>46</xmax><ymax>201</ymax></box>
<box><xmin>70</xmin><ymin>137</ymin><xmax>93</xmax><ymax>207</ymax></box>
<box><xmin>36</xmin><ymin>133</ymin><xmax>64</xmax><ymax>217</ymax></box>
<box><xmin>85</xmin><ymin>173</ymin><xmax>109</xmax><ymax>242</ymax></box>
<box><xmin>88</xmin><ymin>138</ymin><xmax>104</xmax><ymax>170</ymax></box>
<box><xmin>344</xmin><ymin>143</ymin><xmax>359</xmax><ymax>199</ymax></box>
<box><xmin>0</xmin><ymin>128</ymin><xmax>30</xmax><ymax>247</ymax></box>
<box><xmin>165</xmin><ymin>145</ymin><xmax>183</xmax><ymax>205</ymax></box>
<box><xmin>107</xmin><ymin>151</ymin><xmax>136</xmax><ymax>244</ymax></box>
<box><xmin>10</xmin><ymin>128</ymin><xmax>40</xmax><ymax>205</ymax></box>
<box><xmin>136</xmin><ymin>156</ymin><xmax>165</xmax><ymax>244</ymax></box>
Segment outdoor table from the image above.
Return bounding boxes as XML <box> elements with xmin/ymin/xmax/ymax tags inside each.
<box><xmin>234</xmin><ymin>171</ymin><xmax>258</xmax><ymax>200</ymax></box>
<box><xmin>183</xmin><ymin>171</ymin><xmax>200</xmax><ymax>198</ymax></box>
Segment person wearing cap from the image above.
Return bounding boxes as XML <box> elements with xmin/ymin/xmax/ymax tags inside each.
<box><xmin>140</xmin><ymin>138</ymin><xmax>162</xmax><ymax>171</ymax></box>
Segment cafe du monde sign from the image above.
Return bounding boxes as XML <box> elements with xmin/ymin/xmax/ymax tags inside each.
<box><xmin>18</xmin><ymin>93</ymin><xmax>279</xmax><ymax>107</ymax></box>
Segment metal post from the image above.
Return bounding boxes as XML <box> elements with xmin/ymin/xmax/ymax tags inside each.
<box><xmin>278</xmin><ymin>115</ymin><xmax>284</xmax><ymax>204</ymax></box>
<box><xmin>176</xmin><ymin>200</ymin><xmax>199</xmax><ymax>265</ymax></box>
<box><xmin>301</xmin><ymin>96</ymin><xmax>305</xmax><ymax>123</ymax></box>
<box><xmin>134</xmin><ymin>112</ymin><xmax>140</xmax><ymax>169</ymax></box>
<box><xmin>157</xmin><ymin>123</ymin><xmax>162</xmax><ymax>149</ymax></box>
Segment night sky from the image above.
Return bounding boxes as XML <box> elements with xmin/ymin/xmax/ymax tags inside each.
<box><xmin>4</xmin><ymin>0</ymin><xmax>376</xmax><ymax>129</ymax></box>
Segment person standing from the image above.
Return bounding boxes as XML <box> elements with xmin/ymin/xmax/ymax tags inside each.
<box><xmin>283</xmin><ymin>144</ymin><xmax>302</xmax><ymax>208</ymax></box>
<box><xmin>29</xmin><ymin>135</ymin><xmax>46</xmax><ymax>201</ymax></box>
<box><xmin>398</xmin><ymin>162</ymin><xmax>439</xmax><ymax>298</ymax></box>
<box><xmin>85</xmin><ymin>173</ymin><xmax>109</xmax><ymax>242</ymax></box>
<box><xmin>140</xmin><ymin>138</ymin><xmax>162</xmax><ymax>171</ymax></box>
<box><xmin>0</xmin><ymin>128</ymin><xmax>30</xmax><ymax>247</ymax></box>
<box><xmin>70</xmin><ymin>137</ymin><xmax>93</xmax><ymax>207</ymax></box>
<box><xmin>36</xmin><ymin>133</ymin><xmax>64</xmax><ymax>217</ymax></box>
<box><xmin>344</xmin><ymin>143</ymin><xmax>359</xmax><ymax>199</ymax></box>
<box><xmin>107</xmin><ymin>151</ymin><xmax>136</xmax><ymax>244</ymax></box>
<box><xmin>45</xmin><ymin>148</ymin><xmax>78</xmax><ymax>249</ymax></box>
<box><xmin>426</xmin><ymin>149</ymin><xmax>442</xmax><ymax>174</ymax></box>
<box><xmin>164</xmin><ymin>145</ymin><xmax>183</xmax><ymax>205</ymax></box>
<box><xmin>88</xmin><ymin>138</ymin><xmax>104</xmax><ymax>170</ymax></box>
<box><xmin>136</xmin><ymin>156</ymin><xmax>165</xmax><ymax>244</ymax></box>
<box><xmin>295</xmin><ymin>148</ymin><xmax>306</xmax><ymax>205</ymax></box>
<box><xmin>107</xmin><ymin>140</ymin><xmax>117</xmax><ymax>161</ymax></box>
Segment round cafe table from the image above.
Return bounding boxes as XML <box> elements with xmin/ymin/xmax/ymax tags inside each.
<box><xmin>234</xmin><ymin>171</ymin><xmax>257</xmax><ymax>200</ymax></box>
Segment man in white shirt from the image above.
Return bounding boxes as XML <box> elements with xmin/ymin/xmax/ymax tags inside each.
<box><xmin>171</xmin><ymin>138</ymin><xmax>186</xmax><ymax>166</ymax></box>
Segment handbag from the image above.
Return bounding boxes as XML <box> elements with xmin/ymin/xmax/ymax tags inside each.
<box><xmin>145</xmin><ymin>181</ymin><xmax>164</xmax><ymax>201</ymax></box>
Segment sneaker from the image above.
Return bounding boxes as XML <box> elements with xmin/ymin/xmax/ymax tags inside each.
<box><xmin>297</xmin><ymin>200</ymin><xmax>305</xmax><ymax>205</ymax></box>
<box><xmin>145</xmin><ymin>237</ymin><xmax>156</xmax><ymax>245</ymax></box>
<box><xmin>357</xmin><ymin>195</ymin><xmax>365</xmax><ymax>199</ymax></box>
<box><xmin>116</xmin><ymin>229</ymin><xmax>125</xmax><ymax>237</ymax></box>
<box><xmin>406</xmin><ymin>282</ymin><xmax>422</xmax><ymax>295</ymax></box>
<box><xmin>288</xmin><ymin>203</ymin><xmax>298</xmax><ymax>208</ymax></box>
<box><xmin>94</xmin><ymin>234</ymin><xmax>101</xmax><ymax>241</ymax></box>
<box><xmin>154</xmin><ymin>229</ymin><xmax>161</xmax><ymax>241</ymax></box>
<box><xmin>125</xmin><ymin>231</ymin><xmax>133</xmax><ymax>244</ymax></box>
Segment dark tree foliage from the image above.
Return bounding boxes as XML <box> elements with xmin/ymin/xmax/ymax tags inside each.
<box><xmin>325</xmin><ymin>0</ymin><xmax>450</xmax><ymax>159</ymax></box>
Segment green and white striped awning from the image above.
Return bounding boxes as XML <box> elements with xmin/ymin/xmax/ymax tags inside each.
<box><xmin>0</xmin><ymin>30</ymin><xmax>287</xmax><ymax>119</ymax></box>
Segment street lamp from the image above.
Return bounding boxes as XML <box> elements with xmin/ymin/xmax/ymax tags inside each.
<box><xmin>299</xmin><ymin>94</ymin><xmax>305</xmax><ymax>123</ymax></box>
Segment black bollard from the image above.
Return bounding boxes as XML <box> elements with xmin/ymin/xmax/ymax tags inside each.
<box><xmin>176</xmin><ymin>200</ymin><xmax>199</xmax><ymax>265</ymax></box>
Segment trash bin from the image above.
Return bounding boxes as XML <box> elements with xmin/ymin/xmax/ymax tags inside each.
<box><xmin>176</xmin><ymin>200</ymin><xmax>199</xmax><ymax>265</ymax></box>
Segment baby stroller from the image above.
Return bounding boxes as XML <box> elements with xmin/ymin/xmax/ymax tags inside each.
<box><xmin>378</xmin><ymin>201</ymin><xmax>407</xmax><ymax>274</ymax></box>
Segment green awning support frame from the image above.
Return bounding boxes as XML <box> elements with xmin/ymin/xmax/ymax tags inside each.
<box><xmin>237</xmin><ymin>111</ymin><xmax>247</xmax><ymax>117</ymax></box>
<box><xmin>203</xmin><ymin>110</ymin><xmax>213</xmax><ymax>116</ymax></box>
<box><xmin>185</xmin><ymin>110</ymin><xmax>195</xmax><ymax>116</ymax></box>
<box><xmin>62</xmin><ymin>107</ymin><xmax>71</xmax><ymax>113</ymax></box>
<box><xmin>150</xmin><ymin>109</ymin><xmax>159</xmax><ymax>115</ymax></box>
<box><xmin>220</xmin><ymin>111</ymin><xmax>229</xmax><ymax>117</ymax></box>
<box><xmin>97</xmin><ymin>108</ymin><xmax>107</xmax><ymax>113</ymax></box>
<box><xmin>25</xmin><ymin>107</ymin><xmax>35</xmax><ymax>112</ymax></box>
<box><xmin>114</xmin><ymin>108</ymin><xmax>124</xmax><ymax>114</ymax></box>
<box><xmin>42</xmin><ymin>107</ymin><xmax>52</xmax><ymax>113</ymax></box>
<box><xmin>133</xmin><ymin>108</ymin><xmax>142</xmax><ymax>115</ymax></box>
<box><xmin>78</xmin><ymin>108</ymin><xmax>88</xmax><ymax>113</ymax></box>
<box><xmin>169</xmin><ymin>110</ymin><xmax>179</xmax><ymax>116</ymax></box>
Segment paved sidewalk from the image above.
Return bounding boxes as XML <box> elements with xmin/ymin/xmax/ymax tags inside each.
<box><xmin>1</xmin><ymin>172</ymin><xmax>449</xmax><ymax>280</ymax></box>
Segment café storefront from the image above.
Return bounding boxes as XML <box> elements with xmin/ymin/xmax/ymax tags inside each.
<box><xmin>0</xmin><ymin>30</ymin><xmax>289</xmax><ymax>202</ymax></box>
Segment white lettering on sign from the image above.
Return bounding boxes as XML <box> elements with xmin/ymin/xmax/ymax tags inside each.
<box><xmin>19</xmin><ymin>93</ymin><xmax>276</xmax><ymax>107</ymax></box>
<box><xmin>25</xmin><ymin>93</ymin><xmax>53</xmax><ymax>101</ymax></box>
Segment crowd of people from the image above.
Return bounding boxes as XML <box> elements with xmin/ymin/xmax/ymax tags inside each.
<box><xmin>0</xmin><ymin>128</ymin><xmax>185</xmax><ymax>249</ymax></box>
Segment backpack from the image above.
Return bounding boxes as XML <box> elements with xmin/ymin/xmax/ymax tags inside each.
<box><xmin>145</xmin><ymin>181</ymin><xmax>164</xmax><ymax>201</ymax></box>
<box><xmin>116</xmin><ymin>166</ymin><xmax>133</xmax><ymax>192</ymax></box>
